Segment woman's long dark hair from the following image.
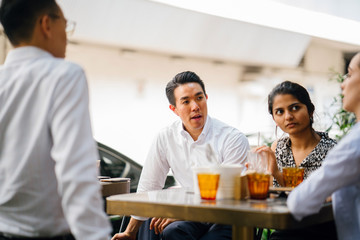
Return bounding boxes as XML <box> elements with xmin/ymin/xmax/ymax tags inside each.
<box><xmin>268</xmin><ymin>81</ymin><xmax>315</xmax><ymax>127</ymax></box>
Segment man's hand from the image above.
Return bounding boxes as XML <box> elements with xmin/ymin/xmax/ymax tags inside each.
<box><xmin>149</xmin><ymin>217</ymin><xmax>177</xmax><ymax>234</ymax></box>
<box><xmin>111</xmin><ymin>217</ymin><xmax>143</xmax><ymax>240</ymax></box>
<box><xmin>111</xmin><ymin>232</ymin><xmax>136</xmax><ymax>240</ymax></box>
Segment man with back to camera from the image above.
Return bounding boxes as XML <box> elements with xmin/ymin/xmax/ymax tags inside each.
<box><xmin>287</xmin><ymin>52</ymin><xmax>360</xmax><ymax>240</ymax></box>
<box><xmin>112</xmin><ymin>71</ymin><xmax>250</xmax><ymax>240</ymax></box>
<box><xmin>0</xmin><ymin>0</ymin><xmax>111</xmax><ymax>239</ymax></box>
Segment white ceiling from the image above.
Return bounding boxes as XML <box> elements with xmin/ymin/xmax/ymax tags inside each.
<box><xmin>57</xmin><ymin>0</ymin><xmax>360</xmax><ymax>68</ymax></box>
<box><xmin>151</xmin><ymin>0</ymin><xmax>360</xmax><ymax>45</ymax></box>
<box><xmin>273</xmin><ymin>0</ymin><xmax>360</xmax><ymax>23</ymax></box>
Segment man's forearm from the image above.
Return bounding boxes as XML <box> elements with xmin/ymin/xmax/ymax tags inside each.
<box><xmin>124</xmin><ymin>217</ymin><xmax>144</xmax><ymax>237</ymax></box>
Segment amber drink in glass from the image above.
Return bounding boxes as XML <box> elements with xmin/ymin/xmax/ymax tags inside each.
<box><xmin>247</xmin><ymin>172</ymin><xmax>270</xmax><ymax>200</ymax></box>
<box><xmin>197</xmin><ymin>173</ymin><xmax>220</xmax><ymax>200</ymax></box>
<box><xmin>282</xmin><ymin>167</ymin><xmax>304</xmax><ymax>188</ymax></box>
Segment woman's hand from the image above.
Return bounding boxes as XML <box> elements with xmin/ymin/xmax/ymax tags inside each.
<box><xmin>149</xmin><ymin>217</ymin><xmax>177</xmax><ymax>235</ymax></box>
<box><xmin>254</xmin><ymin>146</ymin><xmax>277</xmax><ymax>174</ymax></box>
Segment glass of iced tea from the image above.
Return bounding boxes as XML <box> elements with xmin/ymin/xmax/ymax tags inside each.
<box><xmin>197</xmin><ymin>173</ymin><xmax>220</xmax><ymax>200</ymax></box>
<box><xmin>246</xmin><ymin>151</ymin><xmax>270</xmax><ymax>199</ymax></box>
<box><xmin>247</xmin><ymin>171</ymin><xmax>270</xmax><ymax>199</ymax></box>
<box><xmin>282</xmin><ymin>167</ymin><xmax>304</xmax><ymax>188</ymax></box>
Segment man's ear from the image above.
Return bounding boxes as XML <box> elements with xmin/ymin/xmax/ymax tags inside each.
<box><xmin>169</xmin><ymin>104</ymin><xmax>179</xmax><ymax>116</ymax></box>
<box><xmin>206</xmin><ymin>94</ymin><xmax>208</xmax><ymax>100</ymax></box>
<box><xmin>39</xmin><ymin>15</ymin><xmax>52</xmax><ymax>39</ymax></box>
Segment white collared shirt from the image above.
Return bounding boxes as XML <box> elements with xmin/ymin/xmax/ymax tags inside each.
<box><xmin>287</xmin><ymin>122</ymin><xmax>360</xmax><ymax>240</ymax></box>
<box><xmin>137</xmin><ymin>116</ymin><xmax>250</xmax><ymax>192</ymax></box>
<box><xmin>0</xmin><ymin>47</ymin><xmax>111</xmax><ymax>239</ymax></box>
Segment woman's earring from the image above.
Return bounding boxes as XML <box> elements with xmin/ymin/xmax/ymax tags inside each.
<box><xmin>310</xmin><ymin>116</ymin><xmax>313</xmax><ymax>124</ymax></box>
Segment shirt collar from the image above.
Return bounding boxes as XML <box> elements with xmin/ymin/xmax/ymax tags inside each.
<box><xmin>178</xmin><ymin>115</ymin><xmax>211</xmax><ymax>142</ymax></box>
<box><xmin>4</xmin><ymin>46</ymin><xmax>53</xmax><ymax>66</ymax></box>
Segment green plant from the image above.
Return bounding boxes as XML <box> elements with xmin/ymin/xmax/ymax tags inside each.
<box><xmin>261</xmin><ymin>135</ymin><xmax>274</xmax><ymax>147</ymax></box>
<box><xmin>326</xmin><ymin>72</ymin><xmax>356</xmax><ymax>140</ymax></box>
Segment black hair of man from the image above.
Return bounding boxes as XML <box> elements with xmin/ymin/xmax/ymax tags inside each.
<box><xmin>0</xmin><ymin>0</ymin><xmax>59</xmax><ymax>46</ymax></box>
<box><xmin>165</xmin><ymin>71</ymin><xmax>207</xmax><ymax>106</ymax></box>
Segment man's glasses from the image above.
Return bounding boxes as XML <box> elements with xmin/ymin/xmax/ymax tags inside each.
<box><xmin>65</xmin><ymin>20</ymin><xmax>76</xmax><ymax>36</ymax></box>
<box><xmin>48</xmin><ymin>13</ymin><xmax>76</xmax><ymax>36</ymax></box>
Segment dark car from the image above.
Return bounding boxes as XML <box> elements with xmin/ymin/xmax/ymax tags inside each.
<box><xmin>97</xmin><ymin>141</ymin><xmax>176</xmax><ymax>192</ymax></box>
<box><xmin>97</xmin><ymin>142</ymin><xmax>176</xmax><ymax>234</ymax></box>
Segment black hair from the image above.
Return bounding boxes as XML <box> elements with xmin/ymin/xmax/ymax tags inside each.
<box><xmin>165</xmin><ymin>71</ymin><xmax>206</xmax><ymax>106</ymax></box>
<box><xmin>0</xmin><ymin>0</ymin><xmax>59</xmax><ymax>46</ymax></box>
<box><xmin>268</xmin><ymin>81</ymin><xmax>315</xmax><ymax>126</ymax></box>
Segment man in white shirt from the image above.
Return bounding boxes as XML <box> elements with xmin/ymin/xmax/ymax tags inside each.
<box><xmin>287</xmin><ymin>52</ymin><xmax>360</xmax><ymax>240</ymax></box>
<box><xmin>112</xmin><ymin>71</ymin><xmax>249</xmax><ymax>240</ymax></box>
<box><xmin>0</xmin><ymin>1</ymin><xmax>111</xmax><ymax>239</ymax></box>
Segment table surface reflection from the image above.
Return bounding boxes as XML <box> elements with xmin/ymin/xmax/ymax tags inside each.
<box><xmin>107</xmin><ymin>188</ymin><xmax>333</xmax><ymax>239</ymax></box>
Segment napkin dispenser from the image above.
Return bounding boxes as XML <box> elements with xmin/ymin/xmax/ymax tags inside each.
<box><xmin>234</xmin><ymin>175</ymin><xmax>249</xmax><ymax>200</ymax></box>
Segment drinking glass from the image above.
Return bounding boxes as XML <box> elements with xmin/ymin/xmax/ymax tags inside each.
<box><xmin>247</xmin><ymin>172</ymin><xmax>270</xmax><ymax>199</ymax></box>
<box><xmin>246</xmin><ymin>151</ymin><xmax>270</xmax><ymax>200</ymax></box>
<box><xmin>197</xmin><ymin>173</ymin><xmax>220</xmax><ymax>200</ymax></box>
<box><xmin>282</xmin><ymin>167</ymin><xmax>304</xmax><ymax>188</ymax></box>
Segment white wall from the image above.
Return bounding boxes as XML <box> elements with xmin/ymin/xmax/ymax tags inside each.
<box><xmin>66</xmin><ymin>43</ymin><xmax>247</xmax><ymax>164</ymax></box>
<box><xmin>66</xmin><ymin>40</ymin><xmax>344</xmax><ymax>165</ymax></box>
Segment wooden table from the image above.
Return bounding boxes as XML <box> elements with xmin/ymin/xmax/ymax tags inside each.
<box><xmin>107</xmin><ymin>188</ymin><xmax>333</xmax><ymax>240</ymax></box>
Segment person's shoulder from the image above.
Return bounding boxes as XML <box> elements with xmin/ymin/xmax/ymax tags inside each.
<box><xmin>51</xmin><ymin>59</ymin><xmax>84</xmax><ymax>75</ymax></box>
<box><xmin>210</xmin><ymin>117</ymin><xmax>243</xmax><ymax>134</ymax></box>
<box><xmin>275</xmin><ymin>135</ymin><xmax>290</xmax><ymax>149</ymax></box>
<box><xmin>156</xmin><ymin>119</ymin><xmax>182</xmax><ymax>138</ymax></box>
<box><xmin>277</xmin><ymin>134</ymin><xmax>289</xmax><ymax>142</ymax></box>
<box><xmin>348</xmin><ymin>122</ymin><xmax>360</xmax><ymax>137</ymax></box>
<box><xmin>210</xmin><ymin>117</ymin><xmax>248</xmax><ymax>143</ymax></box>
<box><xmin>271</xmin><ymin>140</ymin><xmax>278</xmax><ymax>151</ymax></box>
<box><xmin>33</xmin><ymin>54</ymin><xmax>85</xmax><ymax>81</ymax></box>
<box><xmin>317</xmin><ymin>131</ymin><xmax>337</xmax><ymax>146</ymax></box>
